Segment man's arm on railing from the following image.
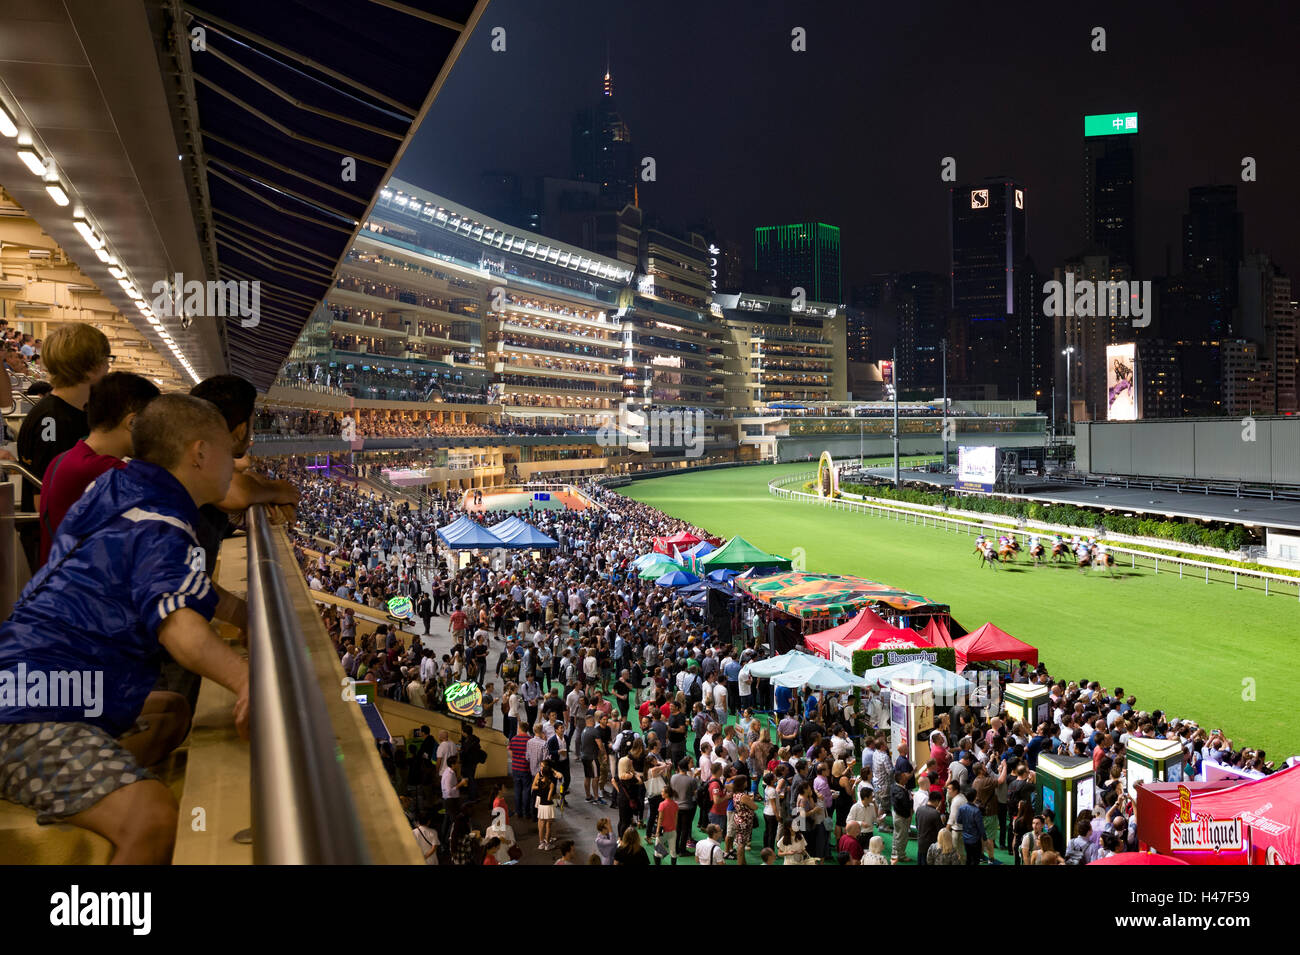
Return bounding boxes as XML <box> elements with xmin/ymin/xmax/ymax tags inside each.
<box><xmin>159</xmin><ymin>607</ymin><xmax>250</xmax><ymax>739</ymax></box>
<box><xmin>213</xmin><ymin>471</ymin><xmax>300</xmax><ymax>513</ymax></box>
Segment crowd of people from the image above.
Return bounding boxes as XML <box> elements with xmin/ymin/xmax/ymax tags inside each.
<box><xmin>276</xmin><ymin>462</ymin><xmax>1287</xmax><ymax>866</ymax></box>
<box><xmin>0</xmin><ymin>327</ymin><xmax>1278</xmax><ymax>867</ymax></box>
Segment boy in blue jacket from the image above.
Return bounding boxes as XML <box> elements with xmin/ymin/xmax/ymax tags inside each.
<box><xmin>0</xmin><ymin>394</ymin><xmax>249</xmax><ymax>863</ymax></box>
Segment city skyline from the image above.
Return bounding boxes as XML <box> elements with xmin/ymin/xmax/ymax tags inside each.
<box><xmin>399</xmin><ymin>0</ymin><xmax>1300</xmax><ymax>293</ymax></box>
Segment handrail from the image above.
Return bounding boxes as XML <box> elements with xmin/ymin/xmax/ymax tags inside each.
<box><xmin>0</xmin><ymin>459</ymin><xmax>42</xmax><ymax>491</ymax></box>
<box><xmin>246</xmin><ymin>504</ymin><xmax>370</xmax><ymax>864</ymax></box>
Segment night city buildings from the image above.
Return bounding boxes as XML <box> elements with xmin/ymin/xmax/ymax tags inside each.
<box><xmin>754</xmin><ymin>222</ymin><xmax>842</xmax><ymax>304</ymax></box>
<box><xmin>950</xmin><ymin>178</ymin><xmax>1030</xmax><ymax>399</ymax></box>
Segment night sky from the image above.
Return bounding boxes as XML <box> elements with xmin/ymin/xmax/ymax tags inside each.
<box><xmin>398</xmin><ymin>0</ymin><xmax>1300</xmax><ymax>288</ymax></box>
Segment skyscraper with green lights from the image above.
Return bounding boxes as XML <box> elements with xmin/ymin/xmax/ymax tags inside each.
<box><xmin>754</xmin><ymin>222</ymin><xmax>842</xmax><ymax>303</ymax></box>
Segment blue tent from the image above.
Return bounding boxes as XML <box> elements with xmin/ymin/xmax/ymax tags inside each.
<box><xmin>706</xmin><ymin>568</ymin><xmax>738</xmax><ymax>582</ymax></box>
<box><xmin>655</xmin><ymin>570</ymin><xmax>701</xmax><ymax>588</ymax></box>
<box><xmin>437</xmin><ymin>516</ymin><xmax>507</xmax><ymax>550</ymax></box>
<box><xmin>491</xmin><ymin>516</ymin><xmax>558</xmax><ymax>549</ymax></box>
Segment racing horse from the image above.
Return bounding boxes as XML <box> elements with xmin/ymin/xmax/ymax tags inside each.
<box><xmin>1092</xmin><ymin>548</ymin><xmax>1116</xmax><ymax>576</ymax></box>
<box><xmin>999</xmin><ymin>538</ymin><xmax>1021</xmax><ymax>563</ymax></box>
<box><xmin>1051</xmin><ymin>541</ymin><xmax>1071</xmax><ymax>564</ymax></box>
<box><xmin>1029</xmin><ymin>541</ymin><xmax>1046</xmax><ymax>566</ymax></box>
<box><xmin>975</xmin><ymin>542</ymin><xmax>999</xmax><ymax>570</ymax></box>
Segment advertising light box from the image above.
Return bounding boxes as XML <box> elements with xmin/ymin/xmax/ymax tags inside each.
<box><xmin>956</xmin><ymin>445</ymin><xmax>997</xmax><ymax>492</ymax></box>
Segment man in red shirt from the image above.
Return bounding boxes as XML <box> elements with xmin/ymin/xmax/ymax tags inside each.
<box><xmin>39</xmin><ymin>372</ymin><xmax>159</xmax><ymax>563</ymax></box>
<box><xmin>449</xmin><ymin>606</ymin><xmax>467</xmax><ymax>642</ymax></box>
<box><xmin>930</xmin><ymin>731</ymin><xmax>952</xmax><ymax>788</ymax></box>
<box><xmin>838</xmin><ymin>821</ymin><xmax>866</xmax><ymax>863</ymax></box>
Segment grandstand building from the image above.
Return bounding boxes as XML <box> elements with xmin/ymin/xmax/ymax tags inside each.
<box><xmin>715</xmin><ymin>292</ymin><xmax>848</xmax><ymax>409</ymax></box>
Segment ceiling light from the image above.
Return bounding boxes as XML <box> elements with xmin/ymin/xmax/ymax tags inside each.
<box><xmin>73</xmin><ymin>216</ymin><xmax>105</xmax><ymax>250</ymax></box>
<box><xmin>0</xmin><ymin>103</ymin><xmax>16</xmax><ymax>138</ymax></box>
<box><xmin>108</xmin><ymin>265</ymin><xmax>126</xmax><ymax>280</ymax></box>
<box><xmin>126</xmin><ymin>286</ymin><xmax>143</xmax><ymax>301</ymax></box>
<box><xmin>45</xmin><ymin>183</ymin><xmax>69</xmax><ymax>206</ymax></box>
<box><xmin>17</xmin><ymin>146</ymin><xmax>45</xmax><ymax>176</ymax></box>
<box><xmin>94</xmin><ymin>247</ymin><xmax>110</xmax><ymax>263</ymax></box>
<box><xmin>117</xmin><ymin>277</ymin><xmax>133</xmax><ymax>293</ymax></box>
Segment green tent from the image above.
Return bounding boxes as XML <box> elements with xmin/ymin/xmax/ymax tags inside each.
<box><xmin>698</xmin><ymin>536</ymin><xmax>793</xmax><ymax>571</ymax></box>
<box><xmin>638</xmin><ymin>556</ymin><xmax>685</xmax><ymax>579</ymax></box>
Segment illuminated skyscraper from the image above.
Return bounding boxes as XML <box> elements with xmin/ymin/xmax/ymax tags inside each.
<box><xmin>753</xmin><ymin>222</ymin><xmax>841</xmax><ymax>304</ymax></box>
<box><xmin>572</xmin><ymin>66</ymin><xmax>637</xmax><ymax>210</ymax></box>
<box><xmin>1083</xmin><ymin>111</ymin><xmax>1140</xmax><ymax>277</ymax></box>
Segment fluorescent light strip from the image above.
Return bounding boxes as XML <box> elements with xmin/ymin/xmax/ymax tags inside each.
<box><xmin>45</xmin><ymin>183</ymin><xmax>69</xmax><ymax>206</ymax></box>
<box><xmin>17</xmin><ymin>147</ymin><xmax>44</xmax><ymax>176</ymax></box>
<box><xmin>0</xmin><ymin>103</ymin><xmax>16</xmax><ymax>138</ymax></box>
<box><xmin>73</xmin><ymin>218</ymin><xmax>105</xmax><ymax>250</ymax></box>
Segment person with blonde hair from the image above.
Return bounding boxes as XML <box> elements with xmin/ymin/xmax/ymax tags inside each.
<box><xmin>16</xmin><ymin>322</ymin><xmax>111</xmax><ymax>570</ymax></box>
<box><xmin>862</xmin><ymin>835</ymin><xmax>889</xmax><ymax>865</ymax></box>
<box><xmin>930</xmin><ymin>824</ymin><xmax>964</xmax><ymax>865</ymax></box>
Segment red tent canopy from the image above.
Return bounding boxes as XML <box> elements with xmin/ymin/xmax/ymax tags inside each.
<box><xmin>1135</xmin><ymin>764</ymin><xmax>1300</xmax><ymax>865</ymax></box>
<box><xmin>653</xmin><ymin>531</ymin><xmax>702</xmax><ymax>555</ymax></box>
<box><xmin>919</xmin><ymin>616</ymin><xmax>953</xmax><ymax>648</ymax></box>
<box><xmin>804</xmin><ymin>607</ymin><xmax>903</xmax><ymax>658</ymax></box>
<box><xmin>1088</xmin><ymin>852</ymin><xmax>1188</xmax><ymax>865</ymax></box>
<box><xmin>953</xmin><ymin>623</ymin><xmax>1039</xmax><ymax>669</ymax></box>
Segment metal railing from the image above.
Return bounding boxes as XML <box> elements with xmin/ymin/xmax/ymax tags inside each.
<box><xmin>769</xmin><ymin>473</ymin><xmax>1300</xmax><ymax>600</ymax></box>
<box><xmin>246</xmin><ymin>504</ymin><xmax>370</xmax><ymax>864</ymax></box>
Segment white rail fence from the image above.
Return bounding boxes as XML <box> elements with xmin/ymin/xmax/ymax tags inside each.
<box><xmin>770</xmin><ymin>472</ymin><xmax>1300</xmax><ymax>601</ymax></box>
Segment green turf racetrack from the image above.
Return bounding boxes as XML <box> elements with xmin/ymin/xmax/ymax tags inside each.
<box><xmin>621</xmin><ymin>460</ymin><xmax>1297</xmax><ymax>760</ymax></box>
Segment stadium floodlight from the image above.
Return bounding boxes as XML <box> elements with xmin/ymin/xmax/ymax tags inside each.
<box><xmin>0</xmin><ymin>102</ymin><xmax>17</xmax><ymax>138</ymax></box>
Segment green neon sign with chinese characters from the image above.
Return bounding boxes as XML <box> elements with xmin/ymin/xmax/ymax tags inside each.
<box><xmin>1084</xmin><ymin>112</ymin><xmax>1138</xmax><ymax>137</ymax></box>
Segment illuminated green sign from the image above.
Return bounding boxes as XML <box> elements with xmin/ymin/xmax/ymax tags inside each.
<box><xmin>1084</xmin><ymin>112</ymin><xmax>1138</xmax><ymax>137</ymax></box>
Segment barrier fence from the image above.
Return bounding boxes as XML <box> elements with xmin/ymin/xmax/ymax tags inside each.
<box><xmin>770</xmin><ymin>471</ymin><xmax>1300</xmax><ymax>601</ymax></box>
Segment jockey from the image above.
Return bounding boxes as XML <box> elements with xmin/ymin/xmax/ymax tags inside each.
<box><xmin>1075</xmin><ymin>539</ymin><xmax>1090</xmax><ymax>559</ymax></box>
<box><xmin>976</xmin><ymin>534</ymin><xmax>986</xmax><ymax>548</ymax></box>
<box><xmin>1028</xmin><ymin>534</ymin><xmax>1039</xmax><ymax>550</ymax></box>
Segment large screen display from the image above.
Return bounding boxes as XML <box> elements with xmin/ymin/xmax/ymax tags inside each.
<box><xmin>956</xmin><ymin>445</ymin><xmax>997</xmax><ymax>492</ymax></box>
<box><xmin>1106</xmin><ymin>343</ymin><xmax>1140</xmax><ymax>420</ymax></box>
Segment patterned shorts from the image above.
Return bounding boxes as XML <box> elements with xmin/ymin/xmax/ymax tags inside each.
<box><xmin>0</xmin><ymin>722</ymin><xmax>156</xmax><ymax>824</ymax></box>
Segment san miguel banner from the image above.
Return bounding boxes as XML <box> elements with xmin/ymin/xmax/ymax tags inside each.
<box><xmin>1169</xmin><ymin>786</ymin><xmax>1246</xmax><ymax>855</ymax></box>
<box><xmin>1135</xmin><ymin>768</ymin><xmax>1300</xmax><ymax>864</ymax></box>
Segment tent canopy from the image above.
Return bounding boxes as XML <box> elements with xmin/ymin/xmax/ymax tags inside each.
<box><xmin>699</xmin><ymin>536</ymin><xmax>793</xmax><ymax>571</ymax></box>
<box><xmin>655</xmin><ymin>570</ymin><xmax>700</xmax><ymax>588</ymax></box>
<box><xmin>860</xmin><ymin>661</ymin><xmax>974</xmax><ymax>695</ymax></box>
<box><xmin>804</xmin><ymin>607</ymin><xmax>921</xmax><ymax>658</ymax></box>
<box><xmin>437</xmin><ymin>516</ymin><xmax>507</xmax><ymax>550</ymax></box>
<box><xmin>919</xmin><ymin>616</ymin><xmax>954</xmax><ymax>648</ymax></box>
<box><xmin>953</xmin><ymin>623</ymin><xmax>1039</xmax><ymax>668</ymax></box>
<box><xmin>745</xmin><ymin>649</ymin><xmax>821</xmax><ymax>679</ymax></box>
<box><xmin>654</xmin><ymin>531</ymin><xmax>702</xmax><ymax>555</ymax></box>
<box><xmin>638</xmin><ymin>556</ymin><xmax>684</xmax><ymax>579</ymax></box>
<box><xmin>766</xmin><ymin>657</ymin><xmax>872</xmax><ymax>691</ymax></box>
<box><xmin>491</xmin><ymin>516</ymin><xmax>558</xmax><ymax>549</ymax></box>
<box><xmin>740</xmin><ymin>572</ymin><xmax>941</xmax><ymax>619</ymax></box>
